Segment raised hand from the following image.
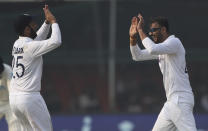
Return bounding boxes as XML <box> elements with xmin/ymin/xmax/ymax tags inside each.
<box><xmin>136</xmin><ymin>13</ymin><xmax>147</xmax><ymax>41</ymax></box>
<box><xmin>137</xmin><ymin>13</ymin><xmax>144</xmax><ymax>30</ymax></box>
<box><xmin>129</xmin><ymin>16</ymin><xmax>138</xmax><ymax>39</ymax></box>
<box><xmin>43</xmin><ymin>5</ymin><xmax>56</xmax><ymax>24</ymax></box>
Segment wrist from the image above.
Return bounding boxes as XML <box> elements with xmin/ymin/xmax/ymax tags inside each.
<box><xmin>45</xmin><ymin>20</ymin><xmax>50</xmax><ymax>24</ymax></box>
<box><xmin>51</xmin><ymin>20</ymin><xmax>57</xmax><ymax>24</ymax></box>
<box><xmin>130</xmin><ymin>37</ymin><xmax>137</xmax><ymax>46</ymax></box>
<box><xmin>137</xmin><ymin>28</ymin><xmax>143</xmax><ymax>32</ymax></box>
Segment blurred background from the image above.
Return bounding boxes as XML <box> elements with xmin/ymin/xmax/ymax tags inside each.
<box><xmin>0</xmin><ymin>0</ymin><xmax>208</xmax><ymax>130</ymax></box>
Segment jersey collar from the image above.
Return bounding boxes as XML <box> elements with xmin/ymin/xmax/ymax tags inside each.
<box><xmin>19</xmin><ymin>36</ymin><xmax>33</xmax><ymax>41</ymax></box>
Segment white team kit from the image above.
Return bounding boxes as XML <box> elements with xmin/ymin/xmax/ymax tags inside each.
<box><xmin>0</xmin><ymin>64</ymin><xmax>20</xmax><ymax>131</ymax></box>
<box><xmin>130</xmin><ymin>35</ymin><xmax>197</xmax><ymax>131</ymax></box>
<box><xmin>10</xmin><ymin>22</ymin><xmax>61</xmax><ymax>130</ymax></box>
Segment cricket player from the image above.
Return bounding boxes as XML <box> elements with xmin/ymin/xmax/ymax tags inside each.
<box><xmin>129</xmin><ymin>14</ymin><xmax>197</xmax><ymax>131</ymax></box>
<box><xmin>0</xmin><ymin>57</ymin><xmax>20</xmax><ymax>130</ymax></box>
<box><xmin>9</xmin><ymin>5</ymin><xmax>61</xmax><ymax>130</ymax></box>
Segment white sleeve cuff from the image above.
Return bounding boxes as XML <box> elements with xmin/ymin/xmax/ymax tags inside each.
<box><xmin>43</xmin><ymin>22</ymin><xmax>51</xmax><ymax>27</ymax></box>
<box><xmin>52</xmin><ymin>23</ymin><xmax>59</xmax><ymax>28</ymax></box>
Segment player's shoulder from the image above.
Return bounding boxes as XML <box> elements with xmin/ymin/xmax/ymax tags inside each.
<box><xmin>167</xmin><ymin>35</ymin><xmax>183</xmax><ymax>46</ymax></box>
<box><xmin>170</xmin><ymin>35</ymin><xmax>186</xmax><ymax>54</ymax></box>
<box><xmin>13</xmin><ymin>37</ymin><xmax>34</xmax><ymax>56</ymax></box>
<box><xmin>13</xmin><ymin>37</ymin><xmax>34</xmax><ymax>47</ymax></box>
<box><xmin>168</xmin><ymin>35</ymin><xmax>181</xmax><ymax>42</ymax></box>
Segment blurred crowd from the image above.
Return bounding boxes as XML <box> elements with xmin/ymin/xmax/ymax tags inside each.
<box><xmin>40</xmin><ymin>61</ymin><xmax>208</xmax><ymax>114</ymax></box>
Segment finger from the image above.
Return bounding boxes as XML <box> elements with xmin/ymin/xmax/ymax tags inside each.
<box><xmin>137</xmin><ymin>13</ymin><xmax>141</xmax><ymax>17</ymax></box>
<box><xmin>137</xmin><ymin>13</ymin><xmax>142</xmax><ymax>19</ymax></box>
<box><xmin>131</xmin><ymin>17</ymin><xmax>135</xmax><ymax>23</ymax></box>
<box><xmin>134</xmin><ymin>16</ymin><xmax>138</xmax><ymax>23</ymax></box>
<box><xmin>137</xmin><ymin>13</ymin><xmax>141</xmax><ymax>19</ymax></box>
<box><xmin>45</xmin><ymin>4</ymin><xmax>48</xmax><ymax>9</ymax></box>
<box><xmin>43</xmin><ymin>5</ymin><xmax>48</xmax><ymax>11</ymax></box>
<box><xmin>43</xmin><ymin>7</ymin><xmax>46</xmax><ymax>11</ymax></box>
<box><xmin>132</xmin><ymin>17</ymin><xmax>138</xmax><ymax>24</ymax></box>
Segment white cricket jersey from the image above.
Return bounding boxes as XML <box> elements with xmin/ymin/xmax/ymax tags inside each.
<box><xmin>10</xmin><ymin>23</ymin><xmax>61</xmax><ymax>93</ymax></box>
<box><xmin>0</xmin><ymin>64</ymin><xmax>12</xmax><ymax>102</ymax></box>
<box><xmin>130</xmin><ymin>35</ymin><xmax>193</xmax><ymax>101</ymax></box>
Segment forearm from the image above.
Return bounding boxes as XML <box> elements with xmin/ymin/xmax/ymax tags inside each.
<box><xmin>50</xmin><ymin>23</ymin><xmax>62</xmax><ymax>45</ymax></box>
<box><xmin>130</xmin><ymin>37</ymin><xmax>137</xmax><ymax>46</ymax></box>
<box><xmin>138</xmin><ymin>29</ymin><xmax>147</xmax><ymax>41</ymax></box>
<box><xmin>130</xmin><ymin>44</ymin><xmax>158</xmax><ymax>61</ymax></box>
<box><xmin>35</xmin><ymin>22</ymin><xmax>51</xmax><ymax>40</ymax></box>
<box><xmin>29</xmin><ymin>23</ymin><xmax>62</xmax><ymax>57</ymax></box>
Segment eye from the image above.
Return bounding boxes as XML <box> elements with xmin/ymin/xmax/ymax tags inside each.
<box><xmin>149</xmin><ymin>28</ymin><xmax>161</xmax><ymax>33</ymax></box>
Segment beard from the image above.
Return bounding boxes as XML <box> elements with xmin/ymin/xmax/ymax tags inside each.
<box><xmin>152</xmin><ymin>33</ymin><xmax>163</xmax><ymax>43</ymax></box>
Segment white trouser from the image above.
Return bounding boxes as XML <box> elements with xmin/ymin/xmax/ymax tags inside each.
<box><xmin>0</xmin><ymin>102</ymin><xmax>20</xmax><ymax>131</ymax></box>
<box><xmin>9</xmin><ymin>92</ymin><xmax>53</xmax><ymax>131</ymax></box>
<box><xmin>152</xmin><ymin>93</ymin><xmax>197</xmax><ymax>131</ymax></box>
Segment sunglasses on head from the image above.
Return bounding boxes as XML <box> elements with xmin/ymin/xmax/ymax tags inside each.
<box><xmin>149</xmin><ymin>27</ymin><xmax>161</xmax><ymax>33</ymax></box>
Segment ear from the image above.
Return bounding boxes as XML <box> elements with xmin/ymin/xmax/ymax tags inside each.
<box><xmin>161</xmin><ymin>27</ymin><xmax>167</xmax><ymax>34</ymax></box>
<box><xmin>23</xmin><ymin>26</ymin><xmax>31</xmax><ymax>36</ymax></box>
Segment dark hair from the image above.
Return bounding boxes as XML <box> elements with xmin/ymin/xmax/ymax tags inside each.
<box><xmin>14</xmin><ymin>14</ymin><xmax>33</xmax><ymax>36</ymax></box>
<box><xmin>150</xmin><ymin>16</ymin><xmax>169</xmax><ymax>33</ymax></box>
<box><xmin>0</xmin><ymin>56</ymin><xmax>4</xmax><ymax>74</ymax></box>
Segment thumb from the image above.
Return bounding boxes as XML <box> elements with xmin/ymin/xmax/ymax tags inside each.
<box><xmin>43</xmin><ymin>7</ymin><xmax>47</xmax><ymax>12</ymax></box>
<box><xmin>45</xmin><ymin>5</ymin><xmax>49</xmax><ymax>10</ymax></box>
